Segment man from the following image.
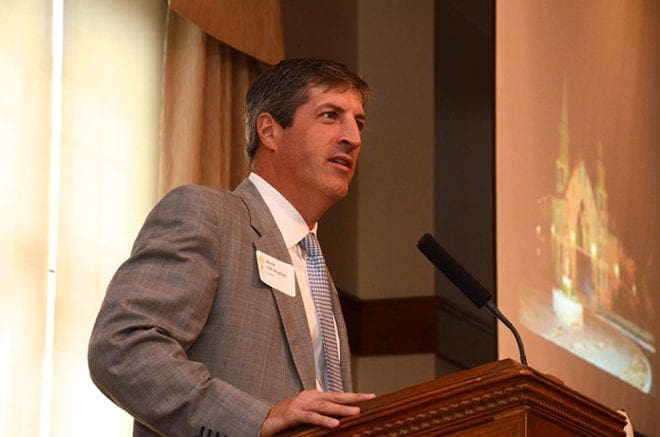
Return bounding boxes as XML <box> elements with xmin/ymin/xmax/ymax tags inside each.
<box><xmin>88</xmin><ymin>58</ymin><xmax>375</xmax><ymax>436</ymax></box>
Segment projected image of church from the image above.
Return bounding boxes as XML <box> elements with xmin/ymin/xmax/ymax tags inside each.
<box><xmin>519</xmin><ymin>84</ymin><xmax>654</xmax><ymax>394</ymax></box>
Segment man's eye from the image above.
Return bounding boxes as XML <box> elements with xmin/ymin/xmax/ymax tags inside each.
<box><xmin>321</xmin><ymin>112</ymin><xmax>337</xmax><ymax>120</ymax></box>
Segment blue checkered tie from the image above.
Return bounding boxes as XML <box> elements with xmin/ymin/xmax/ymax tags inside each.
<box><xmin>300</xmin><ymin>233</ymin><xmax>343</xmax><ymax>392</ymax></box>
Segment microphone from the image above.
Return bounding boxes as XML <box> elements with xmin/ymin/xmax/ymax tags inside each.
<box><xmin>416</xmin><ymin>233</ymin><xmax>527</xmax><ymax>366</ymax></box>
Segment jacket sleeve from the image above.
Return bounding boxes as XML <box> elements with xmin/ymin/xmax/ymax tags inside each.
<box><xmin>88</xmin><ymin>185</ymin><xmax>271</xmax><ymax>436</ymax></box>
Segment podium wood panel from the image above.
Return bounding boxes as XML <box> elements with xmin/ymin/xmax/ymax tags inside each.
<box><xmin>284</xmin><ymin>359</ymin><xmax>626</xmax><ymax>436</ymax></box>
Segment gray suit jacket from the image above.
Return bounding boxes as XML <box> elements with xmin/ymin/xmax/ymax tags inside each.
<box><xmin>88</xmin><ymin>179</ymin><xmax>352</xmax><ymax>436</ymax></box>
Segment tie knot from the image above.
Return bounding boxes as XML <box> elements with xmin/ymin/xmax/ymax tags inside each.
<box><xmin>300</xmin><ymin>233</ymin><xmax>321</xmax><ymax>258</ymax></box>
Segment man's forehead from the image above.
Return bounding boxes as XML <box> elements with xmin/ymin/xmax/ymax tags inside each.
<box><xmin>306</xmin><ymin>85</ymin><xmax>365</xmax><ymax>111</ymax></box>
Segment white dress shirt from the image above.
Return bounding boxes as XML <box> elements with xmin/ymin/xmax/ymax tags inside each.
<box><xmin>249</xmin><ymin>172</ymin><xmax>340</xmax><ymax>391</ymax></box>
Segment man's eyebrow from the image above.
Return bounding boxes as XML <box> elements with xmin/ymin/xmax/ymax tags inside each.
<box><xmin>318</xmin><ymin>103</ymin><xmax>345</xmax><ymax>113</ymax></box>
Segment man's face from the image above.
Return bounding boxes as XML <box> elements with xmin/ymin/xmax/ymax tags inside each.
<box><xmin>273</xmin><ymin>85</ymin><xmax>365</xmax><ymax>208</ymax></box>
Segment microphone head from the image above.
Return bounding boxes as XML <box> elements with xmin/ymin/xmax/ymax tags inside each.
<box><xmin>417</xmin><ymin>233</ymin><xmax>492</xmax><ymax>308</ymax></box>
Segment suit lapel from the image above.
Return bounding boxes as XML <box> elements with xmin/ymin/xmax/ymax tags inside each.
<box><xmin>234</xmin><ymin>180</ymin><xmax>317</xmax><ymax>391</ymax></box>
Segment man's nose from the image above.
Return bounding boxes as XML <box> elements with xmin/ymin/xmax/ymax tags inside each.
<box><xmin>340</xmin><ymin>119</ymin><xmax>362</xmax><ymax>150</ymax></box>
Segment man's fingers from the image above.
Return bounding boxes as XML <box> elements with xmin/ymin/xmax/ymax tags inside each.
<box><xmin>297</xmin><ymin>389</ymin><xmax>375</xmax><ymax>404</ymax></box>
<box><xmin>274</xmin><ymin>408</ymin><xmax>339</xmax><ymax>430</ymax></box>
<box><xmin>321</xmin><ymin>391</ymin><xmax>377</xmax><ymax>405</ymax></box>
<box><xmin>308</xmin><ymin>399</ymin><xmax>360</xmax><ymax>417</ymax></box>
<box><xmin>260</xmin><ymin>390</ymin><xmax>377</xmax><ymax>437</ymax></box>
<box><xmin>296</xmin><ymin>409</ymin><xmax>341</xmax><ymax>428</ymax></box>
<box><xmin>261</xmin><ymin>405</ymin><xmax>339</xmax><ymax>437</ymax></box>
<box><xmin>303</xmin><ymin>390</ymin><xmax>376</xmax><ymax>417</ymax></box>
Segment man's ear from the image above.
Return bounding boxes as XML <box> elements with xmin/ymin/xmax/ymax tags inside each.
<box><xmin>256</xmin><ymin>113</ymin><xmax>281</xmax><ymax>151</ymax></box>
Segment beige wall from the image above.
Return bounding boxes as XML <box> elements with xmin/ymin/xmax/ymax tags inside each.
<box><xmin>283</xmin><ymin>0</ymin><xmax>436</xmax><ymax>394</ymax></box>
<box><xmin>356</xmin><ymin>0</ymin><xmax>435</xmax><ymax>300</ymax></box>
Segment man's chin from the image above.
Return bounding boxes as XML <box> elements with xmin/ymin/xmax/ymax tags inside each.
<box><xmin>323</xmin><ymin>185</ymin><xmax>350</xmax><ymax>203</ymax></box>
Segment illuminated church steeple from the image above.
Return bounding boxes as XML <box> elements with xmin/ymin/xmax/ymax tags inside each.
<box><xmin>596</xmin><ymin>141</ymin><xmax>609</xmax><ymax>227</ymax></box>
<box><xmin>556</xmin><ymin>78</ymin><xmax>570</xmax><ymax>194</ymax></box>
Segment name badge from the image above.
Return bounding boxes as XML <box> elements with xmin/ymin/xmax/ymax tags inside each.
<box><xmin>256</xmin><ymin>250</ymin><xmax>296</xmax><ymax>297</ymax></box>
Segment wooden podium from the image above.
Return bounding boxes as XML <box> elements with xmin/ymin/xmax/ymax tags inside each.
<box><xmin>285</xmin><ymin>359</ymin><xmax>627</xmax><ymax>436</ymax></box>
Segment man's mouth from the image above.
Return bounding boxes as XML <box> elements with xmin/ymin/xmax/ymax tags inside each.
<box><xmin>329</xmin><ymin>156</ymin><xmax>353</xmax><ymax>170</ymax></box>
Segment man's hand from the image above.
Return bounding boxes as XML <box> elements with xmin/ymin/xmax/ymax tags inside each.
<box><xmin>260</xmin><ymin>390</ymin><xmax>376</xmax><ymax>436</ymax></box>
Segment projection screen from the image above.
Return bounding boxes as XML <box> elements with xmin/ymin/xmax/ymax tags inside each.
<box><xmin>496</xmin><ymin>1</ymin><xmax>659</xmax><ymax>434</ymax></box>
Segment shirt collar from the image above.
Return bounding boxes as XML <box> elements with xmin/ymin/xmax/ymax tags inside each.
<box><xmin>249</xmin><ymin>172</ymin><xmax>317</xmax><ymax>249</ymax></box>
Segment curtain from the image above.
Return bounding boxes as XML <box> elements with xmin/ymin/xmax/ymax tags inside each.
<box><xmin>0</xmin><ymin>2</ymin><xmax>51</xmax><ymax>433</ymax></box>
<box><xmin>1</xmin><ymin>0</ymin><xmax>283</xmax><ymax>434</ymax></box>
<box><xmin>159</xmin><ymin>1</ymin><xmax>284</xmax><ymax>194</ymax></box>
<box><xmin>169</xmin><ymin>0</ymin><xmax>284</xmax><ymax>65</ymax></box>
<box><xmin>0</xmin><ymin>1</ymin><xmax>165</xmax><ymax>435</ymax></box>
<box><xmin>49</xmin><ymin>2</ymin><xmax>165</xmax><ymax>434</ymax></box>
<box><xmin>159</xmin><ymin>10</ymin><xmax>266</xmax><ymax>194</ymax></box>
